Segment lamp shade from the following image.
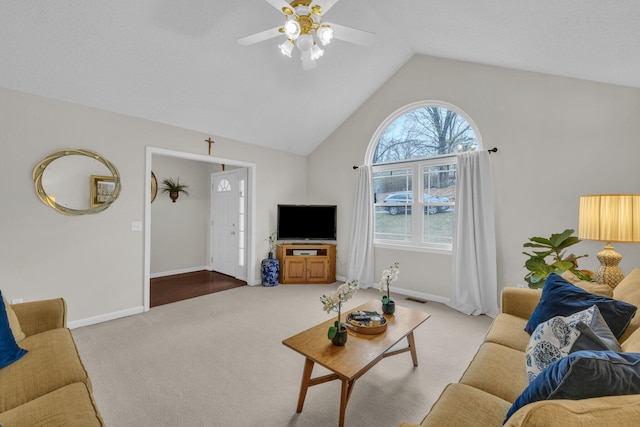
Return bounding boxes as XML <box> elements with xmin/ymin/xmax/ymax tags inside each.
<box><xmin>578</xmin><ymin>194</ymin><xmax>640</xmax><ymax>243</ymax></box>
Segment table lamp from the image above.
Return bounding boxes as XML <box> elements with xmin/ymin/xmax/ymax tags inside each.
<box><xmin>578</xmin><ymin>194</ymin><xmax>640</xmax><ymax>288</ymax></box>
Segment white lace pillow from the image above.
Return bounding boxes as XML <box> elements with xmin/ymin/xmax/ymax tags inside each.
<box><xmin>525</xmin><ymin>305</ymin><xmax>620</xmax><ymax>382</ymax></box>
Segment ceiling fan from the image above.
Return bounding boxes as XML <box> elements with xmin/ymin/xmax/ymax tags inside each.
<box><xmin>237</xmin><ymin>0</ymin><xmax>375</xmax><ymax>70</ymax></box>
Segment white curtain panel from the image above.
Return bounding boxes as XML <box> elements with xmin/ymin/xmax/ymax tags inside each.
<box><xmin>346</xmin><ymin>165</ymin><xmax>375</xmax><ymax>288</ymax></box>
<box><xmin>447</xmin><ymin>151</ymin><xmax>499</xmax><ymax>317</ymax></box>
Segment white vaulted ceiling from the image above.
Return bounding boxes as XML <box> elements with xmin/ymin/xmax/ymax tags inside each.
<box><xmin>1</xmin><ymin>1</ymin><xmax>638</xmax><ymax>155</ymax></box>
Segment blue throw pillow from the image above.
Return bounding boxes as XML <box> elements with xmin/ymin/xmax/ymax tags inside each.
<box><xmin>505</xmin><ymin>350</ymin><xmax>640</xmax><ymax>424</ymax></box>
<box><xmin>0</xmin><ymin>290</ymin><xmax>27</xmax><ymax>369</ymax></box>
<box><xmin>524</xmin><ymin>274</ymin><xmax>637</xmax><ymax>339</ymax></box>
<box><xmin>573</xmin><ymin>307</ymin><xmax>621</xmax><ymax>353</ymax></box>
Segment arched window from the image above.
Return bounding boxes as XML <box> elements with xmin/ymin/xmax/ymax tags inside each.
<box><xmin>368</xmin><ymin>101</ymin><xmax>481</xmax><ymax>252</ymax></box>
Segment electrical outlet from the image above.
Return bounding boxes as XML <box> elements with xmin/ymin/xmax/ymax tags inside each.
<box><xmin>11</xmin><ymin>298</ymin><xmax>23</xmax><ymax>304</ymax></box>
<box><xmin>131</xmin><ymin>221</ymin><xmax>143</xmax><ymax>232</ymax></box>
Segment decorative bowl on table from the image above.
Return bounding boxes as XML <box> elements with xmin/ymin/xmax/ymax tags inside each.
<box><xmin>346</xmin><ymin>310</ymin><xmax>387</xmax><ymax>335</ymax></box>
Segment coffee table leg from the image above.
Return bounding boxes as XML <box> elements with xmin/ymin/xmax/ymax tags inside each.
<box><xmin>407</xmin><ymin>331</ymin><xmax>419</xmax><ymax>366</ymax></box>
<box><xmin>339</xmin><ymin>378</ymin><xmax>356</xmax><ymax>427</ymax></box>
<box><xmin>296</xmin><ymin>358</ymin><xmax>315</xmax><ymax>413</ymax></box>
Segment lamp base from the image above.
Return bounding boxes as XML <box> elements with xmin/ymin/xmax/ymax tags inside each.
<box><xmin>594</xmin><ymin>243</ymin><xmax>624</xmax><ymax>288</ymax></box>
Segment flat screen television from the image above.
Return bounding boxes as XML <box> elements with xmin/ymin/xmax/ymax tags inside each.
<box><xmin>277</xmin><ymin>204</ymin><xmax>337</xmax><ymax>241</ymax></box>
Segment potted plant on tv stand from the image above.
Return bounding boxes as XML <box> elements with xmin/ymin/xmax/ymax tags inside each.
<box><xmin>266</xmin><ymin>231</ymin><xmax>277</xmax><ymax>259</ymax></box>
<box><xmin>380</xmin><ymin>262</ymin><xmax>399</xmax><ymax>315</ymax></box>
<box><xmin>261</xmin><ymin>231</ymin><xmax>280</xmax><ymax>287</ymax></box>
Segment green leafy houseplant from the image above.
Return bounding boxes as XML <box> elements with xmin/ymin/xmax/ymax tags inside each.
<box><xmin>161</xmin><ymin>177</ymin><xmax>189</xmax><ymax>203</ymax></box>
<box><xmin>522</xmin><ymin>229</ymin><xmax>592</xmax><ymax>288</ymax></box>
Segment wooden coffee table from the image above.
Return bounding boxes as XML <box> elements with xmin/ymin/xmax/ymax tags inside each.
<box><xmin>282</xmin><ymin>299</ymin><xmax>430</xmax><ymax>427</ymax></box>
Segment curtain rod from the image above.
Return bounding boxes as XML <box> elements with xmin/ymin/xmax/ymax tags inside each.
<box><xmin>353</xmin><ymin>147</ymin><xmax>498</xmax><ymax>169</ymax></box>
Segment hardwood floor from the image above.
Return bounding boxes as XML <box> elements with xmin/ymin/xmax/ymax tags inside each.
<box><xmin>150</xmin><ymin>270</ymin><xmax>247</xmax><ymax>308</ymax></box>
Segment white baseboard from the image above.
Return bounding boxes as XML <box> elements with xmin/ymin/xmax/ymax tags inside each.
<box><xmin>68</xmin><ymin>306</ymin><xmax>144</xmax><ymax>329</ymax></box>
<box><xmin>391</xmin><ymin>286</ymin><xmax>450</xmax><ymax>305</ymax></box>
<box><xmin>150</xmin><ymin>266</ymin><xmax>210</xmax><ymax>279</ymax></box>
<box><xmin>332</xmin><ymin>276</ymin><xmax>449</xmax><ymax>304</ymax></box>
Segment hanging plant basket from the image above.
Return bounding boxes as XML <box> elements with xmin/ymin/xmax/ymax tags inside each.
<box><xmin>161</xmin><ymin>177</ymin><xmax>189</xmax><ymax>203</ymax></box>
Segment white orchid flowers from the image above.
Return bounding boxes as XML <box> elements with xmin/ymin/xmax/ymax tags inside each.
<box><xmin>379</xmin><ymin>262</ymin><xmax>399</xmax><ymax>302</ymax></box>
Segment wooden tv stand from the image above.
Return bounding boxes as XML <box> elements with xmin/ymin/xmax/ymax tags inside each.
<box><xmin>276</xmin><ymin>243</ymin><xmax>336</xmax><ymax>284</ymax></box>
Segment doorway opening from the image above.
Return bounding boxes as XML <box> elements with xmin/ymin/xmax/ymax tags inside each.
<box><xmin>150</xmin><ymin>270</ymin><xmax>245</xmax><ymax>307</ymax></box>
<box><xmin>144</xmin><ymin>147</ymin><xmax>257</xmax><ymax>312</ymax></box>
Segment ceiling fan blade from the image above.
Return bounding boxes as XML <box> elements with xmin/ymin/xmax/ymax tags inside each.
<box><xmin>264</xmin><ymin>0</ymin><xmax>294</xmax><ymax>15</ymax></box>
<box><xmin>312</xmin><ymin>0</ymin><xmax>340</xmax><ymax>15</ymax></box>
<box><xmin>329</xmin><ymin>23</ymin><xmax>375</xmax><ymax>46</ymax></box>
<box><xmin>237</xmin><ymin>26</ymin><xmax>283</xmax><ymax>46</ymax></box>
<box><xmin>301</xmin><ymin>51</ymin><xmax>317</xmax><ymax>70</ymax></box>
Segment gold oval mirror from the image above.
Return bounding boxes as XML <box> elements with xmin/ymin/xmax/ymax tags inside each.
<box><xmin>33</xmin><ymin>149</ymin><xmax>122</xmax><ymax>215</ymax></box>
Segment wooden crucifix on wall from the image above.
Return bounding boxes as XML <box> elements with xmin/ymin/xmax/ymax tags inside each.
<box><xmin>205</xmin><ymin>137</ymin><xmax>215</xmax><ymax>155</ymax></box>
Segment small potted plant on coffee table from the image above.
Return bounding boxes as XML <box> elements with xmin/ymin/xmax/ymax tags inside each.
<box><xmin>380</xmin><ymin>262</ymin><xmax>399</xmax><ymax>315</ymax></box>
<box><xmin>320</xmin><ymin>280</ymin><xmax>359</xmax><ymax>346</ymax></box>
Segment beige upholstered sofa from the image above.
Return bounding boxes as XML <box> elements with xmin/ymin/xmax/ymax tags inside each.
<box><xmin>0</xmin><ymin>298</ymin><xmax>104</xmax><ymax>426</ymax></box>
<box><xmin>400</xmin><ymin>268</ymin><xmax>640</xmax><ymax>426</ymax></box>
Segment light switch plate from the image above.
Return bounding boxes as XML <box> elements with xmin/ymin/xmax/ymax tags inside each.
<box><xmin>131</xmin><ymin>221</ymin><xmax>143</xmax><ymax>232</ymax></box>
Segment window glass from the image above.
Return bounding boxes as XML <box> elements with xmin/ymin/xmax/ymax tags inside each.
<box><xmin>373</xmin><ymin>106</ymin><xmax>478</xmax><ymax>164</ymax></box>
<box><xmin>217</xmin><ymin>178</ymin><xmax>231</xmax><ymax>192</ymax></box>
<box><xmin>422</xmin><ymin>164</ymin><xmax>455</xmax><ymax>245</ymax></box>
<box><xmin>373</xmin><ymin>169</ymin><xmax>412</xmax><ymax>241</ymax></box>
<box><xmin>371</xmin><ymin>103</ymin><xmax>479</xmax><ymax>251</ymax></box>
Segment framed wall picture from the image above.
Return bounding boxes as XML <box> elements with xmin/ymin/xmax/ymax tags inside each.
<box><xmin>90</xmin><ymin>175</ymin><xmax>117</xmax><ymax>207</ymax></box>
<box><xmin>151</xmin><ymin>171</ymin><xmax>158</xmax><ymax>203</ymax></box>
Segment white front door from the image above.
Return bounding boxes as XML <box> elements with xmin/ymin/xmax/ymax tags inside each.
<box><xmin>211</xmin><ymin>171</ymin><xmax>240</xmax><ymax>277</ymax></box>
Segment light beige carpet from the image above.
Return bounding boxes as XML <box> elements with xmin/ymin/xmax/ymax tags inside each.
<box><xmin>72</xmin><ymin>284</ymin><xmax>492</xmax><ymax>427</ymax></box>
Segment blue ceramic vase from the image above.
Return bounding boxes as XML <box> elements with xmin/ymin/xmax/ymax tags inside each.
<box><xmin>261</xmin><ymin>258</ymin><xmax>280</xmax><ymax>286</ymax></box>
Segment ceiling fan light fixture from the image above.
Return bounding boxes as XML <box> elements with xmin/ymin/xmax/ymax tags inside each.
<box><xmin>317</xmin><ymin>25</ymin><xmax>333</xmax><ymax>45</ymax></box>
<box><xmin>310</xmin><ymin>44</ymin><xmax>324</xmax><ymax>60</ymax></box>
<box><xmin>284</xmin><ymin>19</ymin><xmax>301</xmax><ymax>39</ymax></box>
<box><xmin>296</xmin><ymin>33</ymin><xmax>314</xmax><ymax>52</ymax></box>
<box><xmin>278</xmin><ymin>39</ymin><xmax>294</xmax><ymax>57</ymax></box>
<box><xmin>237</xmin><ymin>0</ymin><xmax>375</xmax><ymax>70</ymax></box>
<box><xmin>295</xmin><ymin>6</ymin><xmax>311</xmax><ymax>16</ymax></box>
<box><xmin>300</xmin><ymin>50</ymin><xmax>316</xmax><ymax>70</ymax></box>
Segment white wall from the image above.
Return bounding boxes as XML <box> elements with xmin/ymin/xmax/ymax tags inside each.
<box><xmin>3</xmin><ymin>53</ymin><xmax>640</xmax><ymax>323</ymax></box>
<box><xmin>150</xmin><ymin>155</ymin><xmax>219</xmax><ymax>276</ymax></box>
<box><xmin>308</xmin><ymin>54</ymin><xmax>640</xmax><ymax>301</ymax></box>
<box><xmin>0</xmin><ymin>86</ymin><xmax>307</xmax><ymax>323</ymax></box>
